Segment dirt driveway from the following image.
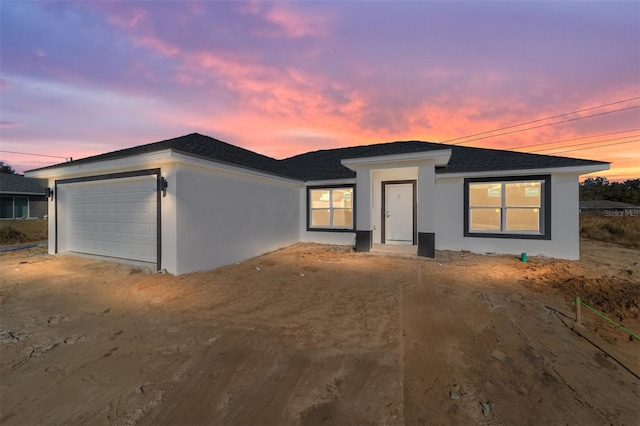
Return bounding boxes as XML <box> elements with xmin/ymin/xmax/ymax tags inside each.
<box><xmin>1</xmin><ymin>241</ymin><xmax>638</xmax><ymax>425</ymax></box>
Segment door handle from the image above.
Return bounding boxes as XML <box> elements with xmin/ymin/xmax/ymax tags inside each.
<box><xmin>385</xmin><ymin>211</ymin><xmax>390</xmax><ymax>218</ymax></box>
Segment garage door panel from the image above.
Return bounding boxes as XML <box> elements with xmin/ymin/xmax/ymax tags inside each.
<box><xmin>61</xmin><ymin>175</ymin><xmax>157</xmax><ymax>263</ymax></box>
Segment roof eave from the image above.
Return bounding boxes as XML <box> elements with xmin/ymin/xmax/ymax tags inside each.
<box><xmin>25</xmin><ymin>150</ymin><xmax>175</xmax><ymax>179</ymax></box>
<box><xmin>436</xmin><ymin>163</ymin><xmax>610</xmax><ymax>179</ymax></box>
<box><xmin>341</xmin><ymin>149</ymin><xmax>452</xmax><ymax>170</ymax></box>
<box><xmin>25</xmin><ymin>148</ymin><xmax>304</xmax><ymax>184</ymax></box>
<box><xmin>303</xmin><ymin>178</ymin><xmax>357</xmax><ymax>186</ymax></box>
<box><xmin>0</xmin><ymin>191</ymin><xmax>47</xmax><ymax>196</ymax></box>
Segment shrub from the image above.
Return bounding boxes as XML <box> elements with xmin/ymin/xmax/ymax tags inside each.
<box><xmin>0</xmin><ymin>225</ymin><xmax>27</xmax><ymax>244</ymax></box>
<box><xmin>0</xmin><ymin>220</ymin><xmax>47</xmax><ymax>245</ymax></box>
<box><xmin>580</xmin><ymin>214</ymin><xmax>640</xmax><ymax>247</ymax></box>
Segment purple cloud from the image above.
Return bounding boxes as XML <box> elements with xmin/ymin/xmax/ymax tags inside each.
<box><xmin>0</xmin><ymin>1</ymin><xmax>637</xmax><ymax>177</ymax></box>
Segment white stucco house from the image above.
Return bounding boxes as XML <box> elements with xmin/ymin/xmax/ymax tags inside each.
<box><xmin>26</xmin><ymin>133</ymin><xmax>609</xmax><ymax>275</ymax></box>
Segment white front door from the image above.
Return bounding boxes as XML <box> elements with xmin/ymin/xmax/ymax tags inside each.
<box><xmin>384</xmin><ymin>183</ymin><xmax>414</xmax><ymax>245</ymax></box>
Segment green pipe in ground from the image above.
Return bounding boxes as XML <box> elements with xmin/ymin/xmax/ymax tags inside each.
<box><xmin>574</xmin><ymin>297</ymin><xmax>640</xmax><ymax>341</ymax></box>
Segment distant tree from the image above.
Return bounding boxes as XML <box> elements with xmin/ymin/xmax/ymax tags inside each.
<box><xmin>623</xmin><ymin>178</ymin><xmax>640</xmax><ymax>192</ymax></box>
<box><xmin>621</xmin><ymin>179</ymin><xmax>640</xmax><ymax>205</ymax></box>
<box><xmin>0</xmin><ymin>160</ymin><xmax>16</xmax><ymax>174</ymax></box>
<box><xmin>580</xmin><ymin>176</ymin><xmax>608</xmax><ymax>201</ymax></box>
<box><xmin>582</xmin><ymin>176</ymin><xmax>609</xmax><ymax>187</ymax></box>
<box><xmin>580</xmin><ymin>176</ymin><xmax>640</xmax><ymax>205</ymax></box>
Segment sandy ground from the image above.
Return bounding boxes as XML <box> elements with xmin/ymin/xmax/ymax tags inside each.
<box><xmin>0</xmin><ymin>240</ymin><xmax>638</xmax><ymax>425</ymax></box>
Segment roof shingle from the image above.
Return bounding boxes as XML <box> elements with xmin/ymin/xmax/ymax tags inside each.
<box><xmin>0</xmin><ymin>174</ymin><xmax>47</xmax><ymax>194</ymax></box>
<box><xmin>28</xmin><ymin>133</ymin><xmax>608</xmax><ymax>181</ymax></box>
<box><xmin>29</xmin><ymin>133</ymin><xmax>297</xmax><ymax>179</ymax></box>
<box><xmin>280</xmin><ymin>140</ymin><xmax>608</xmax><ymax>181</ymax></box>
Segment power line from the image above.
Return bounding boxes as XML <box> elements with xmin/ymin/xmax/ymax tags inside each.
<box><xmin>529</xmin><ymin>134</ymin><xmax>640</xmax><ymax>153</ymax></box>
<box><xmin>547</xmin><ymin>139</ymin><xmax>639</xmax><ymax>155</ymax></box>
<box><xmin>441</xmin><ymin>96</ymin><xmax>640</xmax><ymax>144</ymax></box>
<box><xmin>0</xmin><ymin>150</ymin><xmax>68</xmax><ymax>159</ymax></box>
<box><xmin>509</xmin><ymin>128</ymin><xmax>640</xmax><ymax>151</ymax></box>
<box><xmin>450</xmin><ymin>105</ymin><xmax>640</xmax><ymax>146</ymax></box>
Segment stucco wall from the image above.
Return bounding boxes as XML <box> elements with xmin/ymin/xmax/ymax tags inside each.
<box><xmin>298</xmin><ymin>185</ymin><xmax>356</xmax><ymax>246</ymax></box>
<box><xmin>32</xmin><ymin>147</ymin><xmax>585</xmax><ymax>270</ymax></box>
<box><xmin>300</xmin><ymin>230</ymin><xmax>356</xmax><ymax>245</ymax></box>
<box><xmin>29</xmin><ymin>196</ymin><xmax>48</xmax><ymax>219</ymax></box>
<box><xmin>159</xmin><ymin>164</ymin><xmax>178</xmax><ymax>274</ymax></box>
<box><xmin>45</xmin><ymin>178</ymin><xmax>56</xmax><ymax>255</ymax></box>
<box><xmin>434</xmin><ymin>174</ymin><xmax>580</xmax><ymax>259</ymax></box>
<box><xmin>417</xmin><ymin>165</ymin><xmax>436</xmax><ymax>235</ymax></box>
<box><xmin>174</xmin><ymin>163</ymin><xmax>301</xmax><ymax>274</ymax></box>
<box><xmin>371</xmin><ymin>168</ymin><xmax>418</xmax><ymax>244</ymax></box>
<box><xmin>54</xmin><ymin>182</ymin><xmax>70</xmax><ymax>253</ymax></box>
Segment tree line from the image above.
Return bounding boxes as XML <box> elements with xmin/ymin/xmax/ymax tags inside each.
<box><xmin>580</xmin><ymin>177</ymin><xmax>640</xmax><ymax>205</ymax></box>
<box><xmin>0</xmin><ymin>160</ymin><xmax>16</xmax><ymax>174</ymax></box>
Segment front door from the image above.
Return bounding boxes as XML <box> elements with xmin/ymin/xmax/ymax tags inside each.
<box><xmin>383</xmin><ymin>182</ymin><xmax>415</xmax><ymax>245</ymax></box>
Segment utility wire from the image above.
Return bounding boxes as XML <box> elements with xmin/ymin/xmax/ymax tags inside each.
<box><xmin>449</xmin><ymin>105</ymin><xmax>640</xmax><ymax>146</ymax></box>
<box><xmin>529</xmin><ymin>134</ymin><xmax>640</xmax><ymax>153</ymax></box>
<box><xmin>441</xmin><ymin>96</ymin><xmax>640</xmax><ymax>144</ymax></box>
<box><xmin>546</xmin><ymin>139</ymin><xmax>639</xmax><ymax>155</ymax></box>
<box><xmin>509</xmin><ymin>128</ymin><xmax>640</xmax><ymax>151</ymax></box>
<box><xmin>0</xmin><ymin>150</ymin><xmax>68</xmax><ymax>159</ymax></box>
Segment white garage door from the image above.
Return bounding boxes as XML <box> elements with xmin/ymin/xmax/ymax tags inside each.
<box><xmin>60</xmin><ymin>176</ymin><xmax>158</xmax><ymax>263</ymax></box>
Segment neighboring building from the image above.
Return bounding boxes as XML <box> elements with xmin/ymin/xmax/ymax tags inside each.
<box><xmin>26</xmin><ymin>133</ymin><xmax>609</xmax><ymax>275</ymax></box>
<box><xmin>579</xmin><ymin>200</ymin><xmax>640</xmax><ymax>216</ymax></box>
<box><xmin>0</xmin><ymin>174</ymin><xmax>48</xmax><ymax>219</ymax></box>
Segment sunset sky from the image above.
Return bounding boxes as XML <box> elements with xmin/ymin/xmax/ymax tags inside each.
<box><xmin>1</xmin><ymin>1</ymin><xmax>638</xmax><ymax>181</ymax></box>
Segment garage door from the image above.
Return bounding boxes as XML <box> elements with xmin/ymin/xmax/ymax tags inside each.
<box><xmin>59</xmin><ymin>175</ymin><xmax>158</xmax><ymax>263</ymax></box>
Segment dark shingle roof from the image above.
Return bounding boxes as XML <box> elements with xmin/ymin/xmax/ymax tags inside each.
<box><xmin>29</xmin><ymin>133</ymin><xmax>298</xmax><ymax>180</ymax></box>
<box><xmin>28</xmin><ymin>133</ymin><xmax>608</xmax><ymax>181</ymax></box>
<box><xmin>280</xmin><ymin>141</ymin><xmax>445</xmax><ymax>180</ymax></box>
<box><xmin>0</xmin><ymin>174</ymin><xmax>47</xmax><ymax>194</ymax></box>
<box><xmin>439</xmin><ymin>145</ymin><xmax>608</xmax><ymax>175</ymax></box>
<box><xmin>280</xmin><ymin>140</ymin><xmax>609</xmax><ymax>181</ymax></box>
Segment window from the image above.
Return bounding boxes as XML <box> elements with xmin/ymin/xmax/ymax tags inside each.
<box><xmin>308</xmin><ymin>186</ymin><xmax>354</xmax><ymax>231</ymax></box>
<box><xmin>0</xmin><ymin>196</ymin><xmax>30</xmax><ymax>219</ymax></box>
<box><xmin>14</xmin><ymin>197</ymin><xmax>28</xmax><ymax>219</ymax></box>
<box><xmin>464</xmin><ymin>176</ymin><xmax>551</xmax><ymax>240</ymax></box>
<box><xmin>0</xmin><ymin>196</ymin><xmax>13</xmax><ymax>219</ymax></box>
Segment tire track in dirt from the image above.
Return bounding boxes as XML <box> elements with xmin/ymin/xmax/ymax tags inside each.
<box><xmin>2</xmin><ymin>244</ymin><xmax>638</xmax><ymax>425</ymax></box>
<box><xmin>401</xmin><ymin>261</ymin><xmax>489</xmax><ymax>425</ymax></box>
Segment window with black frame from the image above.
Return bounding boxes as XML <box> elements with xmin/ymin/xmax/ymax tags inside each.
<box><xmin>307</xmin><ymin>186</ymin><xmax>354</xmax><ymax>231</ymax></box>
<box><xmin>465</xmin><ymin>176</ymin><xmax>550</xmax><ymax>239</ymax></box>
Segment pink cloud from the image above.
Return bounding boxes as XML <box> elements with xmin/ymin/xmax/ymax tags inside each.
<box><xmin>187</xmin><ymin>51</ymin><xmax>251</xmax><ymax>77</ymax></box>
<box><xmin>129</xmin><ymin>59</ymin><xmax>159</xmax><ymax>83</ymax></box>
<box><xmin>0</xmin><ymin>121</ymin><xmax>23</xmax><ymax>128</ymax></box>
<box><xmin>106</xmin><ymin>7</ymin><xmax>148</xmax><ymax>29</ymax></box>
<box><xmin>262</xmin><ymin>7</ymin><xmax>329</xmax><ymax>39</ymax></box>
<box><xmin>237</xmin><ymin>1</ymin><xmax>263</xmax><ymax>17</ymax></box>
<box><xmin>238</xmin><ymin>2</ymin><xmax>330</xmax><ymax>39</ymax></box>
<box><xmin>5</xmin><ymin>2</ymin><xmax>635</xmax><ymax>181</ymax></box>
<box><xmin>169</xmin><ymin>47</ymin><xmax>455</xmax><ymax>153</ymax></box>
<box><xmin>133</xmin><ymin>35</ymin><xmax>180</xmax><ymax>57</ymax></box>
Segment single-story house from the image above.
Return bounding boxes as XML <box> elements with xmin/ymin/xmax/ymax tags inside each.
<box><xmin>0</xmin><ymin>174</ymin><xmax>48</xmax><ymax>219</ymax></box>
<box><xmin>25</xmin><ymin>133</ymin><xmax>609</xmax><ymax>275</ymax></box>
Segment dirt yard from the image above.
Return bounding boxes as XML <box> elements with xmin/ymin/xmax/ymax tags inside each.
<box><xmin>1</xmin><ymin>240</ymin><xmax>638</xmax><ymax>425</ymax></box>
